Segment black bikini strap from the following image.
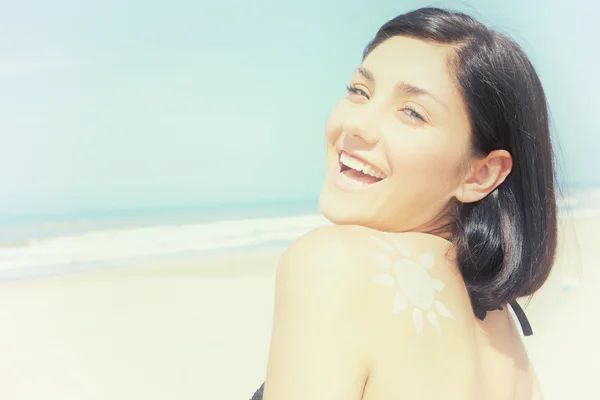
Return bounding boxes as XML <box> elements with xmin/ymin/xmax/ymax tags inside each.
<box><xmin>473</xmin><ymin>301</ymin><xmax>533</xmax><ymax>337</ymax></box>
<box><xmin>509</xmin><ymin>300</ymin><xmax>533</xmax><ymax>336</ymax></box>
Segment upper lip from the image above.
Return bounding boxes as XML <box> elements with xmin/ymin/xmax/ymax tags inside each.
<box><xmin>338</xmin><ymin>149</ymin><xmax>387</xmax><ymax>177</ymax></box>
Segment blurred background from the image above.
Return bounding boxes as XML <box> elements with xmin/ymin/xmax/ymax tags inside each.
<box><xmin>0</xmin><ymin>0</ymin><xmax>599</xmax><ymax>274</ymax></box>
<box><xmin>0</xmin><ymin>0</ymin><xmax>598</xmax><ymax>399</ymax></box>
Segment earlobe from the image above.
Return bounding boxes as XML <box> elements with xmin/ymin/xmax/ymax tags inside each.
<box><xmin>455</xmin><ymin>181</ymin><xmax>481</xmax><ymax>204</ymax></box>
<box><xmin>454</xmin><ymin>161</ymin><xmax>485</xmax><ymax>204</ymax></box>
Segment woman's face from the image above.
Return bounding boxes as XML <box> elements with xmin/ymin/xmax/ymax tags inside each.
<box><xmin>319</xmin><ymin>36</ymin><xmax>473</xmax><ymax>233</ymax></box>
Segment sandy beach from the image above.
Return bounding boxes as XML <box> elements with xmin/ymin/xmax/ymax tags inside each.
<box><xmin>0</xmin><ymin>217</ymin><xmax>598</xmax><ymax>400</ymax></box>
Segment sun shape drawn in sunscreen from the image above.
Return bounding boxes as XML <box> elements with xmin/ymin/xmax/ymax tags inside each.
<box><xmin>370</xmin><ymin>235</ymin><xmax>454</xmax><ymax>334</ymax></box>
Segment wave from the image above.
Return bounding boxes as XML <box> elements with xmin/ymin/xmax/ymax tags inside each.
<box><xmin>0</xmin><ymin>213</ymin><xmax>332</xmax><ymax>280</ymax></box>
<box><xmin>1</xmin><ymin>187</ymin><xmax>598</xmax><ymax>281</ymax></box>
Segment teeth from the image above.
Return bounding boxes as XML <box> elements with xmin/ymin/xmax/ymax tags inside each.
<box><xmin>340</xmin><ymin>172</ymin><xmax>369</xmax><ymax>186</ymax></box>
<box><xmin>340</xmin><ymin>152</ymin><xmax>386</xmax><ymax>179</ymax></box>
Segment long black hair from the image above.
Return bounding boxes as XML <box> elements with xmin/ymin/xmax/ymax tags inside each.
<box><xmin>364</xmin><ymin>8</ymin><xmax>558</xmax><ymax>311</ymax></box>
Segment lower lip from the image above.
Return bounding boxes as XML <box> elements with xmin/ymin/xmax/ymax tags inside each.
<box><xmin>331</xmin><ymin>159</ymin><xmax>385</xmax><ymax>192</ymax></box>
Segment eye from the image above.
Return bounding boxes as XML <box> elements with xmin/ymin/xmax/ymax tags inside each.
<box><xmin>401</xmin><ymin>107</ymin><xmax>426</xmax><ymax>123</ymax></box>
<box><xmin>346</xmin><ymin>84</ymin><xmax>370</xmax><ymax>99</ymax></box>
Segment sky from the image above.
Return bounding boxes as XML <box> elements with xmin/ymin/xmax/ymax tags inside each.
<box><xmin>1</xmin><ymin>0</ymin><xmax>598</xmax><ymax>217</ymax></box>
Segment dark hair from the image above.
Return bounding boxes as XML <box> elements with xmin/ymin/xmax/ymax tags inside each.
<box><xmin>363</xmin><ymin>7</ymin><xmax>558</xmax><ymax>311</ymax></box>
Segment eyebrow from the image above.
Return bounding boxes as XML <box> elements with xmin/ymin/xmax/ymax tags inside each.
<box><xmin>357</xmin><ymin>67</ymin><xmax>449</xmax><ymax>111</ymax></box>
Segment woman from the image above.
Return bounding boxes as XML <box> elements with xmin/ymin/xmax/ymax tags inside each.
<box><xmin>252</xmin><ymin>7</ymin><xmax>555</xmax><ymax>400</ymax></box>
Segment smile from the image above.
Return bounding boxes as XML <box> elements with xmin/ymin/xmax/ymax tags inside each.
<box><xmin>334</xmin><ymin>151</ymin><xmax>387</xmax><ymax>191</ymax></box>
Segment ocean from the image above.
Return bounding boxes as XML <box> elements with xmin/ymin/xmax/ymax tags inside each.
<box><xmin>1</xmin><ymin>188</ymin><xmax>599</xmax><ymax>282</ymax></box>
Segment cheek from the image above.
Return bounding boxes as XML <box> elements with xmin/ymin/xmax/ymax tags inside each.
<box><xmin>387</xmin><ymin>133</ymin><xmax>466</xmax><ymax>188</ymax></box>
<box><xmin>325</xmin><ymin>102</ymin><xmax>344</xmax><ymax>143</ymax></box>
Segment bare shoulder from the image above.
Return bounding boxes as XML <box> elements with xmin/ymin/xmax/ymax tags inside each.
<box><xmin>358</xmin><ymin>230</ymin><xmax>474</xmax><ymax>332</ymax></box>
<box><xmin>265</xmin><ymin>226</ymin><xmax>479</xmax><ymax>399</ymax></box>
<box><xmin>275</xmin><ymin>225</ymin><xmax>427</xmax><ymax>293</ymax></box>
<box><xmin>277</xmin><ymin>224</ymin><xmax>381</xmax><ymax>275</ymax></box>
<box><xmin>279</xmin><ymin>225</ymin><xmax>478</xmax><ymax>343</ymax></box>
<box><xmin>276</xmin><ymin>225</ymin><xmax>472</xmax><ymax>326</ymax></box>
<box><xmin>274</xmin><ymin>225</ymin><xmax>376</xmax><ymax>308</ymax></box>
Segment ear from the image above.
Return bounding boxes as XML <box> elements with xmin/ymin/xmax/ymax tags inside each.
<box><xmin>455</xmin><ymin>150</ymin><xmax>513</xmax><ymax>204</ymax></box>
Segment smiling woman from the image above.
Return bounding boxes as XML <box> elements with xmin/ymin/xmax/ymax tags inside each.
<box><xmin>320</xmin><ymin>34</ymin><xmax>480</xmax><ymax>234</ymax></box>
<box><xmin>253</xmin><ymin>7</ymin><xmax>554</xmax><ymax>400</ymax></box>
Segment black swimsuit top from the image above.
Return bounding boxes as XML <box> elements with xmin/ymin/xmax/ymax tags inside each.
<box><xmin>249</xmin><ymin>301</ymin><xmax>532</xmax><ymax>400</ymax></box>
<box><xmin>475</xmin><ymin>300</ymin><xmax>533</xmax><ymax>336</ymax></box>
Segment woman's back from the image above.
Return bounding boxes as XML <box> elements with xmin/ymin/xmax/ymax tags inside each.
<box><xmin>475</xmin><ymin>309</ymin><xmax>543</xmax><ymax>400</ymax></box>
<box><xmin>258</xmin><ymin>226</ymin><xmax>543</xmax><ymax>400</ymax></box>
<box><xmin>363</xmin><ymin>295</ymin><xmax>541</xmax><ymax>399</ymax></box>
<box><xmin>359</xmin><ymin>230</ymin><xmax>540</xmax><ymax>400</ymax></box>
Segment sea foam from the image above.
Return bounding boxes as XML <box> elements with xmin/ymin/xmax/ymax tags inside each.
<box><xmin>1</xmin><ymin>187</ymin><xmax>598</xmax><ymax>281</ymax></box>
<box><xmin>0</xmin><ymin>214</ymin><xmax>331</xmax><ymax>280</ymax></box>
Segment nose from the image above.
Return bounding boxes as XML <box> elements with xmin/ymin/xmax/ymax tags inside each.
<box><xmin>342</xmin><ymin>108</ymin><xmax>379</xmax><ymax>145</ymax></box>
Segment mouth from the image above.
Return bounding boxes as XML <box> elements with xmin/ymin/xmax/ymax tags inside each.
<box><xmin>336</xmin><ymin>151</ymin><xmax>387</xmax><ymax>189</ymax></box>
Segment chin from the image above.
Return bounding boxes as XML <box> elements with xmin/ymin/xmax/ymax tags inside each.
<box><xmin>318</xmin><ymin>184</ymin><xmax>376</xmax><ymax>228</ymax></box>
<box><xmin>319</xmin><ymin>184</ymin><xmax>415</xmax><ymax>233</ymax></box>
<box><xmin>318</xmin><ymin>152</ymin><xmax>393</xmax><ymax>230</ymax></box>
<box><xmin>319</xmin><ymin>185</ymin><xmax>349</xmax><ymax>225</ymax></box>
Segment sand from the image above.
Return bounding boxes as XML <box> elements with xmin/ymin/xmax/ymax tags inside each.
<box><xmin>0</xmin><ymin>217</ymin><xmax>598</xmax><ymax>400</ymax></box>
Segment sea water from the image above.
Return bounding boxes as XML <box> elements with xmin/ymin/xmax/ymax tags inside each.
<box><xmin>1</xmin><ymin>188</ymin><xmax>599</xmax><ymax>282</ymax></box>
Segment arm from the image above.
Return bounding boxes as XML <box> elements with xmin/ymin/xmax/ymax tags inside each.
<box><xmin>262</xmin><ymin>226</ymin><xmax>371</xmax><ymax>400</ymax></box>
